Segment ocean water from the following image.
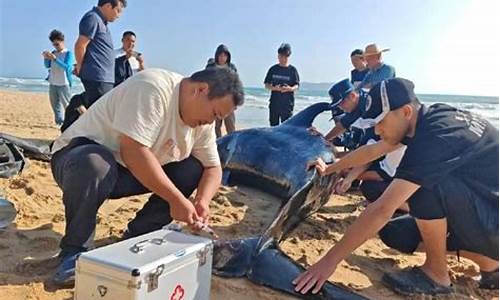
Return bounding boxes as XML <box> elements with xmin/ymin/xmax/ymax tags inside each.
<box><xmin>1</xmin><ymin>77</ymin><xmax>498</xmax><ymax>133</ymax></box>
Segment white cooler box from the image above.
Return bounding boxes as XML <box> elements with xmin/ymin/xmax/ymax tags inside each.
<box><xmin>75</xmin><ymin>228</ymin><xmax>213</xmax><ymax>300</ymax></box>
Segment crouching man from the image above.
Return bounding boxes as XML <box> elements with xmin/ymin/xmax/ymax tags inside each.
<box><xmin>50</xmin><ymin>67</ymin><xmax>244</xmax><ymax>285</ymax></box>
<box><xmin>295</xmin><ymin>78</ymin><xmax>498</xmax><ymax>296</ymax></box>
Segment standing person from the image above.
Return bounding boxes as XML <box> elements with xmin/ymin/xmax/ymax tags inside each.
<box><xmin>42</xmin><ymin>30</ymin><xmax>75</xmax><ymax>126</ymax></box>
<box><xmin>295</xmin><ymin>78</ymin><xmax>498</xmax><ymax>296</ymax></box>
<box><xmin>206</xmin><ymin>44</ymin><xmax>237</xmax><ymax>137</ymax></box>
<box><xmin>114</xmin><ymin>30</ymin><xmax>145</xmax><ymax>86</ymax></box>
<box><xmin>74</xmin><ymin>0</ymin><xmax>127</xmax><ymax>109</ymax></box>
<box><xmin>358</xmin><ymin>43</ymin><xmax>395</xmax><ymax>90</ymax></box>
<box><xmin>50</xmin><ymin>67</ymin><xmax>244</xmax><ymax>286</ymax></box>
<box><xmin>264</xmin><ymin>43</ymin><xmax>300</xmax><ymax>126</ymax></box>
<box><xmin>349</xmin><ymin>49</ymin><xmax>369</xmax><ymax>88</ymax></box>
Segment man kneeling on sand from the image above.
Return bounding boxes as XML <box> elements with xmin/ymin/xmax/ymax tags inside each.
<box><xmin>294</xmin><ymin>78</ymin><xmax>498</xmax><ymax>296</ymax></box>
<box><xmin>50</xmin><ymin>67</ymin><xmax>244</xmax><ymax>286</ymax></box>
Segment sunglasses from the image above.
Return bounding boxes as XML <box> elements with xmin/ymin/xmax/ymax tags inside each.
<box><xmin>52</xmin><ymin>42</ymin><xmax>61</xmax><ymax>47</ymax></box>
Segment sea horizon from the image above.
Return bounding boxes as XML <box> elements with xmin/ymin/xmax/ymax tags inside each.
<box><xmin>1</xmin><ymin>76</ymin><xmax>498</xmax><ymax>132</ymax></box>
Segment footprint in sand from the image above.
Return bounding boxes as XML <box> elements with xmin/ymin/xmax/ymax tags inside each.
<box><xmin>9</xmin><ymin>178</ymin><xmax>35</xmax><ymax>195</ymax></box>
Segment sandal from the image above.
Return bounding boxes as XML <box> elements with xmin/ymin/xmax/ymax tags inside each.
<box><xmin>382</xmin><ymin>266</ymin><xmax>453</xmax><ymax>296</ymax></box>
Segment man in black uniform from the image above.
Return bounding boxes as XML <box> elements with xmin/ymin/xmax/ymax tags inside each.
<box><xmin>264</xmin><ymin>43</ymin><xmax>300</xmax><ymax>126</ymax></box>
<box><xmin>294</xmin><ymin>78</ymin><xmax>498</xmax><ymax>296</ymax></box>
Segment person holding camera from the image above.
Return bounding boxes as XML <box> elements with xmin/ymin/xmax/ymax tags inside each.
<box><xmin>42</xmin><ymin>29</ymin><xmax>75</xmax><ymax>126</ymax></box>
<box><xmin>264</xmin><ymin>43</ymin><xmax>300</xmax><ymax>126</ymax></box>
<box><xmin>114</xmin><ymin>30</ymin><xmax>145</xmax><ymax>86</ymax></box>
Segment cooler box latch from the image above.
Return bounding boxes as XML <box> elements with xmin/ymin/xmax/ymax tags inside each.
<box><xmin>147</xmin><ymin>264</ymin><xmax>165</xmax><ymax>292</ymax></box>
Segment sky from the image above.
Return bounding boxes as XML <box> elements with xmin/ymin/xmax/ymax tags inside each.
<box><xmin>0</xmin><ymin>0</ymin><xmax>499</xmax><ymax>96</ymax></box>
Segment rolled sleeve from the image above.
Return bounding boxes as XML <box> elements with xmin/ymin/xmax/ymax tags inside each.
<box><xmin>191</xmin><ymin>124</ymin><xmax>221</xmax><ymax>167</ymax></box>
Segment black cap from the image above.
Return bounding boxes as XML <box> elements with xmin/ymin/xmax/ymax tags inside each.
<box><xmin>350</xmin><ymin>49</ymin><xmax>364</xmax><ymax>57</ymax></box>
<box><xmin>359</xmin><ymin>78</ymin><xmax>417</xmax><ymax>128</ymax></box>
<box><xmin>278</xmin><ymin>43</ymin><xmax>292</xmax><ymax>56</ymax></box>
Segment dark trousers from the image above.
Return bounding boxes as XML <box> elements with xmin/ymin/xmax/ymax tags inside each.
<box><xmin>269</xmin><ymin>100</ymin><xmax>293</xmax><ymax>126</ymax></box>
<box><xmin>379</xmin><ymin>177</ymin><xmax>499</xmax><ymax>260</ymax></box>
<box><xmin>51</xmin><ymin>137</ymin><xmax>203</xmax><ymax>253</ymax></box>
<box><xmin>81</xmin><ymin>80</ymin><xmax>114</xmax><ymax>107</ymax></box>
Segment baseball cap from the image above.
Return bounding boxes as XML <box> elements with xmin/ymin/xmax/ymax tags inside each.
<box><xmin>359</xmin><ymin>78</ymin><xmax>417</xmax><ymax>128</ymax></box>
<box><xmin>328</xmin><ymin>78</ymin><xmax>355</xmax><ymax>106</ymax></box>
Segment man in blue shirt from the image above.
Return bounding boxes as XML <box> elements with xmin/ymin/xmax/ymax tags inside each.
<box><xmin>74</xmin><ymin>0</ymin><xmax>127</xmax><ymax>109</ymax></box>
<box><xmin>324</xmin><ymin>79</ymin><xmax>369</xmax><ymax>142</ymax></box>
<box><xmin>358</xmin><ymin>43</ymin><xmax>395</xmax><ymax>90</ymax></box>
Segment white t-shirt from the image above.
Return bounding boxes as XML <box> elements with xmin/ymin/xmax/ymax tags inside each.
<box><xmin>115</xmin><ymin>48</ymin><xmax>141</xmax><ymax>74</ymax></box>
<box><xmin>52</xmin><ymin>68</ymin><xmax>220</xmax><ymax>168</ymax></box>
<box><xmin>49</xmin><ymin>49</ymin><xmax>69</xmax><ymax>86</ymax></box>
<box><xmin>366</xmin><ymin>139</ymin><xmax>407</xmax><ymax>177</ymax></box>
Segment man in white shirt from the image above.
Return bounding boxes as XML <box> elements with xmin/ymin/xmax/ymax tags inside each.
<box><xmin>50</xmin><ymin>67</ymin><xmax>244</xmax><ymax>286</ymax></box>
<box><xmin>114</xmin><ymin>31</ymin><xmax>145</xmax><ymax>85</ymax></box>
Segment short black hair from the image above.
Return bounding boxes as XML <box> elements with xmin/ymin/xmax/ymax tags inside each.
<box><xmin>278</xmin><ymin>43</ymin><xmax>292</xmax><ymax>56</ymax></box>
<box><xmin>49</xmin><ymin>30</ymin><xmax>64</xmax><ymax>42</ymax></box>
<box><xmin>190</xmin><ymin>68</ymin><xmax>244</xmax><ymax>106</ymax></box>
<box><xmin>350</xmin><ymin>49</ymin><xmax>364</xmax><ymax>57</ymax></box>
<box><xmin>122</xmin><ymin>31</ymin><xmax>136</xmax><ymax>39</ymax></box>
<box><xmin>98</xmin><ymin>0</ymin><xmax>127</xmax><ymax>8</ymax></box>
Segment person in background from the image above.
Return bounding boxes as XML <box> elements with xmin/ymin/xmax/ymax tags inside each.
<box><xmin>114</xmin><ymin>30</ymin><xmax>145</xmax><ymax>86</ymax></box>
<box><xmin>349</xmin><ymin>49</ymin><xmax>369</xmax><ymax>89</ymax></box>
<box><xmin>358</xmin><ymin>43</ymin><xmax>395</xmax><ymax>90</ymax></box>
<box><xmin>74</xmin><ymin>0</ymin><xmax>127</xmax><ymax>110</ymax></box>
<box><xmin>42</xmin><ymin>30</ymin><xmax>74</xmax><ymax>126</ymax></box>
<box><xmin>264</xmin><ymin>43</ymin><xmax>300</xmax><ymax>126</ymax></box>
<box><xmin>206</xmin><ymin>44</ymin><xmax>237</xmax><ymax>137</ymax></box>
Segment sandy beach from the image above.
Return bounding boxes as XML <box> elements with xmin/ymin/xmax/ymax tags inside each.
<box><xmin>0</xmin><ymin>89</ymin><xmax>497</xmax><ymax>300</ymax></box>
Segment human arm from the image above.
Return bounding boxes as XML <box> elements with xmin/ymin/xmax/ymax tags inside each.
<box><xmin>192</xmin><ymin>165</ymin><xmax>222</xmax><ymax>224</ymax></box>
<box><xmin>335</xmin><ymin>164</ymin><xmax>369</xmax><ymax>194</ymax></box>
<box><xmin>293</xmin><ymin>179</ymin><xmax>420</xmax><ymax>294</ymax></box>
<box><xmin>324</xmin><ymin>122</ymin><xmax>346</xmax><ymax>141</ymax></box>
<box><xmin>53</xmin><ymin>51</ymin><xmax>75</xmax><ymax>73</ymax></box>
<box><xmin>265</xmin><ymin>83</ymin><xmax>283</xmax><ymax>92</ymax></box>
<box><xmin>136</xmin><ymin>53</ymin><xmax>145</xmax><ymax>71</ymax></box>
<box><xmin>318</xmin><ymin>140</ymin><xmax>402</xmax><ymax>175</ymax></box>
<box><xmin>74</xmin><ymin>35</ymin><xmax>90</xmax><ymax>76</ymax></box>
<box><xmin>119</xmin><ymin>135</ymin><xmax>200</xmax><ymax>225</ymax></box>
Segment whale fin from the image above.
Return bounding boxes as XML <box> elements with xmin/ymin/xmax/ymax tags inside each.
<box><xmin>282</xmin><ymin>102</ymin><xmax>332</xmax><ymax>128</ymax></box>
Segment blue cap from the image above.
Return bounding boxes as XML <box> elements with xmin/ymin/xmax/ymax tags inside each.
<box><xmin>328</xmin><ymin>79</ymin><xmax>354</xmax><ymax>106</ymax></box>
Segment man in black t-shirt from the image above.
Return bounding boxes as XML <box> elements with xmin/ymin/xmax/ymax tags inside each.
<box><xmin>294</xmin><ymin>78</ymin><xmax>498</xmax><ymax>296</ymax></box>
<box><xmin>264</xmin><ymin>43</ymin><xmax>300</xmax><ymax>126</ymax></box>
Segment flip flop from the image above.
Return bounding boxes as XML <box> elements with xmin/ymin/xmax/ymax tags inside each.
<box><xmin>479</xmin><ymin>268</ymin><xmax>499</xmax><ymax>289</ymax></box>
<box><xmin>382</xmin><ymin>266</ymin><xmax>453</xmax><ymax>296</ymax></box>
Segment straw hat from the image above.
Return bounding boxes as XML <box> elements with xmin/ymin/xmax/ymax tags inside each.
<box><xmin>363</xmin><ymin>43</ymin><xmax>390</xmax><ymax>57</ymax></box>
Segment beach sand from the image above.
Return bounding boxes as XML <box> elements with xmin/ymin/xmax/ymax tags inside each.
<box><xmin>0</xmin><ymin>89</ymin><xmax>497</xmax><ymax>300</ymax></box>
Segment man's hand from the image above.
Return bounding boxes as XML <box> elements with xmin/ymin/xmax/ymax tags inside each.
<box><xmin>308</xmin><ymin>126</ymin><xmax>322</xmax><ymax>136</ymax></box>
<box><xmin>193</xmin><ymin>197</ymin><xmax>210</xmax><ymax>224</ymax></box>
<box><xmin>293</xmin><ymin>255</ymin><xmax>338</xmax><ymax>294</ymax></box>
<box><xmin>306</xmin><ymin>158</ymin><xmax>328</xmax><ymax>176</ymax></box>
<box><xmin>335</xmin><ymin>177</ymin><xmax>353</xmax><ymax>194</ymax></box>
<box><xmin>73</xmin><ymin>65</ymin><xmax>80</xmax><ymax>76</ymax></box>
<box><xmin>169</xmin><ymin>197</ymin><xmax>200</xmax><ymax>226</ymax></box>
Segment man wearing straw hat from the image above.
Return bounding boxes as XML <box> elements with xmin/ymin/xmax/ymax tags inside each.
<box><xmin>358</xmin><ymin>43</ymin><xmax>396</xmax><ymax>90</ymax></box>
